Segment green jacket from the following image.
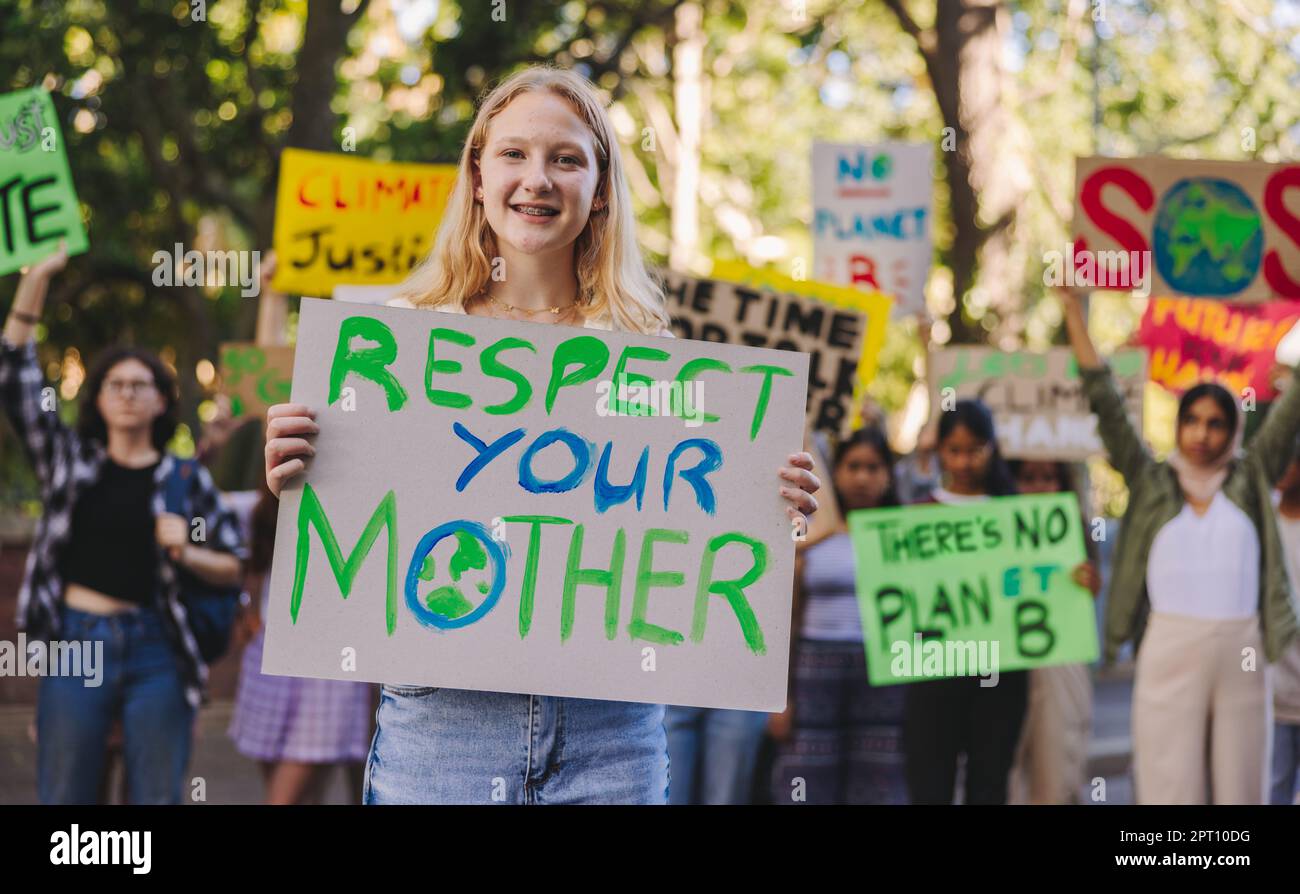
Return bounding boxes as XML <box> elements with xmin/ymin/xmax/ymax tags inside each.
<box><xmin>1081</xmin><ymin>363</ymin><xmax>1300</xmax><ymax>663</ymax></box>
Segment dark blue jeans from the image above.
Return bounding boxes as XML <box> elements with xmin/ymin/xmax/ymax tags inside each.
<box><xmin>37</xmin><ymin>604</ymin><xmax>196</xmax><ymax>804</ymax></box>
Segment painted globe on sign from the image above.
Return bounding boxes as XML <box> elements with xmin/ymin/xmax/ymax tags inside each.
<box><xmin>405</xmin><ymin>522</ymin><xmax>505</xmax><ymax>630</ymax></box>
<box><xmin>1153</xmin><ymin>177</ymin><xmax>1264</xmax><ymax>297</ymax></box>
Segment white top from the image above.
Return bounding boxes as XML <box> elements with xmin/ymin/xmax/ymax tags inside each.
<box><xmin>930</xmin><ymin>486</ymin><xmax>990</xmax><ymax>505</ymax></box>
<box><xmin>799</xmin><ymin>533</ymin><xmax>863</xmax><ymax>642</ymax></box>
<box><xmin>1146</xmin><ymin>491</ymin><xmax>1259</xmax><ymax>620</ymax></box>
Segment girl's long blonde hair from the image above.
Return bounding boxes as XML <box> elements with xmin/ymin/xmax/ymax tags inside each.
<box><xmin>398</xmin><ymin>65</ymin><xmax>670</xmax><ymax>335</ymax></box>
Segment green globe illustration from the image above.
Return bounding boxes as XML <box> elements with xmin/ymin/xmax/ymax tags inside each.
<box><xmin>416</xmin><ymin>528</ymin><xmax>493</xmax><ymax>622</ymax></box>
<box><xmin>1153</xmin><ymin>177</ymin><xmax>1263</xmax><ymax>297</ymax></box>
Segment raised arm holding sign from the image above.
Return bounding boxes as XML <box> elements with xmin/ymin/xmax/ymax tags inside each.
<box><xmin>1056</xmin><ymin>286</ymin><xmax>1300</xmax><ymax>805</ymax></box>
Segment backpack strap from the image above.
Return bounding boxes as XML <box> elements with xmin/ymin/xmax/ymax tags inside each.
<box><xmin>163</xmin><ymin>456</ymin><xmax>197</xmax><ymax>517</ymax></box>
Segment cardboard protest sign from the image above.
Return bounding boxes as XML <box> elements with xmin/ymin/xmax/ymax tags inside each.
<box><xmin>262</xmin><ymin>298</ymin><xmax>810</xmax><ymax>710</ymax></box>
<box><xmin>271</xmin><ymin>148</ymin><xmax>456</xmax><ymax>296</ymax></box>
<box><xmin>1072</xmin><ymin>156</ymin><xmax>1300</xmax><ymax>300</ymax></box>
<box><xmin>813</xmin><ymin>141</ymin><xmax>933</xmax><ymax>317</ymax></box>
<box><xmin>1136</xmin><ymin>296</ymin><xmax>1300</xmax><ymax>401</ymax></box>
<box><xmin>929</xmin><ymin>346</ymin><xmax>1146</xmax><ymax>461</ymax></box>
<box><xmin>0</xmin><ymin>88</ymin><xmax>88</xmax><ymax>275</ymax></box>
<box><xmin>849</xmin><ymin>493</ymin><xmax>1098</xmax><ymax>685</ymax></box>
<box><xmin>219</xmin><ymin>342</ymin><xmax>295</xmax><ymax>419</ymax></box>
<box><xmin>660</xmin><ymin>261</ymin><xmax>891</xmax><ymax>437</ymax></box>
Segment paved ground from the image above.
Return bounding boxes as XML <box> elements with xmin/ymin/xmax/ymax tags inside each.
<box><xmin>0</xmin><ymin>673</ymin><xmax>1136</xmax><ymax>805</ymax></box>
<box><xmin>0</xmin><ymin>542</ymin><xmax>362</xmax><ymax>805</ymax></box>
<box><xmin>0</xmin><ymin>700</ymin><xmax>361</xmax><ymax>805</ymax></box>
<box><xmin>1082</xmin><ymin>670</ymin><xmax>1136</xmax><ymax>805</ymax></box>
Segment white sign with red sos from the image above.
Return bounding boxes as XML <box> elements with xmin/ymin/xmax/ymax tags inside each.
<box><xmin>1072</xmin><ymin>156</ymin><xmax>1300</xmax><ymax>302</ymax></box>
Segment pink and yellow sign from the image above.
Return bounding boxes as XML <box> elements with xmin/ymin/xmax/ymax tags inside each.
<box><xmin>1135</xmin><ymin>296</ymin><xmax>1300</xmax><ymax>399</ymax></box>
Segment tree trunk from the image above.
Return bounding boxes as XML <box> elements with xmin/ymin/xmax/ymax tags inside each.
<box><xmin>285</xmin><ymin>2</ymin><xmax>367</xmax><ymax>153</ymax></box>
<box><xmin>886</xmin><ymin>0</ymin><xmax>1030</xmax><ymax>345</ymax></box>
<box><xmin>669</xmin><ymin>2</ymin><xmax>705</xmax><ymax>272</ymax></box>
<box><xmin>238</xmin><ymin>1</ymin><xmax>368</xmax><ymax>341</ymax></box>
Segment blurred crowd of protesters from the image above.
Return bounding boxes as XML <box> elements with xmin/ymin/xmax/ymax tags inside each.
<box><xmin>7</xmin><ymin>239</ymin><xmax>1300</xmax><ymax>810</ymax></box>
<box><xmin>5</xmin><ymin>239</ymin><xmax>1300</xmax><ymax>805</ymax></box>
<box><xmin>5</xmin><ymin>55</ymin><xmax>1300</xmax><ymax>804</ymax></box>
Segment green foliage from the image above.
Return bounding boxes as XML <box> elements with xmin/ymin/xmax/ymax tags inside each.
<box><xmin>0</xmin><ymin>0</ymin><xmax>1295</xmax><ymax>514</ymax></box>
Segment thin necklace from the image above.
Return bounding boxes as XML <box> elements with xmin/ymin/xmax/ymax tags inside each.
<box><xmin>480</xmin><ymin>289</ymin><xmax>577</xmax><ymax>318</ymax></box>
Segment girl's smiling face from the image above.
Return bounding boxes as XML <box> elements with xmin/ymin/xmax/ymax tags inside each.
<box><xmin>474</xmin><ymin>91</ymin><xmax>603</xmax><ymax>261</ymax></box>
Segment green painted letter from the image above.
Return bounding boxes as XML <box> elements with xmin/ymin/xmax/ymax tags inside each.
<box><xmin>738</xmin><ymin>364</ymin><xmax>794</xmax><ymax>440</ymax></box>
<box><xmin>561</xmin><ymin>524</ymin><xmax>626</xmax><ymax>642</ymax></box>
<box><xmin>425</xmin><ymin>327</ymin><xmax>474</xmax><ymax>409</ymax></box>
<box><xmin>481</xmin><ymin>337</ymin><xmax>536</xmax><ymax>415</ymax></box>
<box><xmin>692</xmin><ymin>532</ymin><xmax>768</xmax><ymax>654</ymax></box>
<box><xmin>545</xmin><ymin>335</ymin><xmax>610</xmax><ymax>413</ymax></box>
<box><xmin>291</xmin><ymin>484</ymin><xmax>400</xmax><ymax>635</ymax></box>
<box><xmin>502</xmin><ymin>514</ymin><xmax>573</xmax><ymax>637</ymax></box>
<box><xmin>329</xmin><ymin>316</ymin><xmax>408</xmax><ymax>411</ymax></box>
<box><xmin>628</xmin><ymin>528</ymin><xmax>687</xmax><ymax>645</ymax></box>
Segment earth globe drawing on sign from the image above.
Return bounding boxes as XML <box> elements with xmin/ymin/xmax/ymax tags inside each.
<box><xmin>1152</xmin><ymin>177</ymin><xmax>1264</xmax><ymax>297</ymax></box>
<box><xmin>405</xmin><ymin>521</ymin><xmax>506</xmax><ymax>630</ymax></box>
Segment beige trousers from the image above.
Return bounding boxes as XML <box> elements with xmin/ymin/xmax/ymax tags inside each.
<box><xmin>1009</xmin><ymin>664</ymin><xmax>1093</xmax><ymax>804</ymax></box>
<box><xmin>1133</xmin><ymin>612</ymin><xmax>1272</xmax><ymax>805</ymax></box>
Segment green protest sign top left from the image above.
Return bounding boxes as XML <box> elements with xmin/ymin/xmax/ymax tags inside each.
<box><xmin>0</xmin><ymin>87</ymin><xmax>89</xmax><ymax>276</ymax></box>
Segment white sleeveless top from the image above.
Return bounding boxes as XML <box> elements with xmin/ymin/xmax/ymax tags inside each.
<box><xmin>1146</xmin><ymin>491</ymin><xmax>1259</xmax><ymax>620</ymax></box>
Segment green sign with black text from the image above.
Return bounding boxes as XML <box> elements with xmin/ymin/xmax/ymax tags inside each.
<box><xmin>0</xmin><ymin>88</ymin><xmax>88</xmax><ymax>275</ymax></box>
<box><xmin>848</xmin><ymin>493</ymin><xmax>1099</xmax><ymax>684</ymax></box>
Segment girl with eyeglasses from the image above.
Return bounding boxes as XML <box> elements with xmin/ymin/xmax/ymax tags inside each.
<box><xmin>2</xmin><ymin>243</ymin><xmax>247</xmax><ymax>803</ymax></box>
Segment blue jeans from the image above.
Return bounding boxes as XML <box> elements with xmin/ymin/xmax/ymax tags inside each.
<box><xmin>37</xmin><ymin>604</ymin><xmax>196</xmax><ymax>805</ymax></box>
<box><xmin>664</xmin><ymin>705</ymin><xmax>768</xmax><ymax>804</ymax></box>
<box><xmin>363</xmin><ymin>686</ymin><xmax>669</xmax><ymax>804</ymax></box>
<box><xmin>1272</xmin><ymin>722</ymin><xmax>1300</xmax><ymax>805</ymax></box>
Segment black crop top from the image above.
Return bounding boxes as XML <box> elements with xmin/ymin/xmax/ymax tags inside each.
<box><xmin>58</xmin><ymin>457</ymin><xmax>162</xmax><ymax>605</ymax></box>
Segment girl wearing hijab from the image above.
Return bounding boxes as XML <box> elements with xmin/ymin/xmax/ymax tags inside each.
<box><xmin>1059</xmin><ymin>288</ymin><xmax>1300</xmax><ymax>804</ymax></box>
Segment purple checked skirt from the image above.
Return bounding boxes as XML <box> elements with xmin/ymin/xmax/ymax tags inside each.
<box><xmin>228</xmin><ymin>627</ymin><xmax>376</xmax><ymax>764</ymax></box>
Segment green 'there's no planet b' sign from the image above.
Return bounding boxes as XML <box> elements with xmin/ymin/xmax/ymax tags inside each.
<box><xmin>848</xmin><ymin>493</ymin><xmax>1099</xmax><ymax>685</ymax></box>
<box><xmin>0</xmin><ymin>88</ymin><xmax>89</xmax><ymax>275</ymax></box>
<box><xmin>262</xmin><ymin>298</ymin><xmax>811</xmax><ymax>711</ymax></box>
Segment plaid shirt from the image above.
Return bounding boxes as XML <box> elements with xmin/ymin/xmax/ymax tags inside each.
<box><xmin>0</xmin><ymin>334</ymin><xmax>247</xmax><ymax>707</ymax></box>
